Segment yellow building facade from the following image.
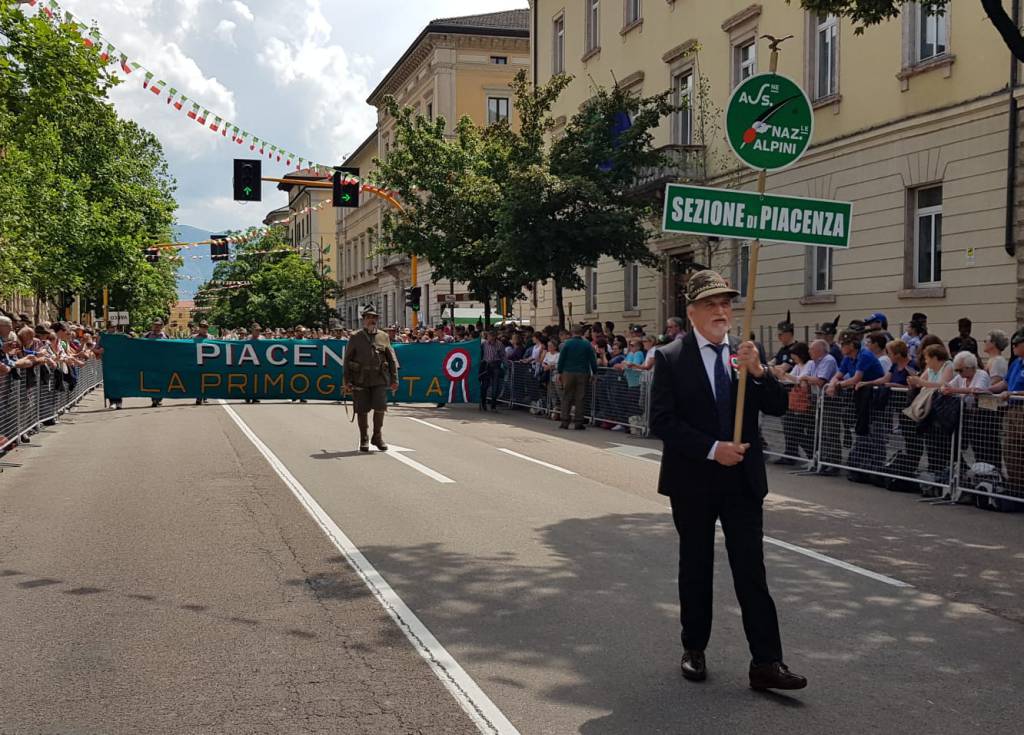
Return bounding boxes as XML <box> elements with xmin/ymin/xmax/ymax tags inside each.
<box><xmin>526</xmin><ymin>0</ymin><xmax>1021</xmax><ymax>341</ymax></box>
<box><xmin>338</xmin><ymin>10</ymin><xmax>531</xmax><ymax>327</ymax></box>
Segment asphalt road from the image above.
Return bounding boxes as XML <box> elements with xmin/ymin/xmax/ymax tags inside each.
<box><xmin>2</xmin><ymin>395</ymin><xmax>1023</xmax><ymax>734</ymax></box>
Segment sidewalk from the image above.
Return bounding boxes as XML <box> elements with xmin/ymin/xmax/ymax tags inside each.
<box><xmin>0</xmin><ymin>395</ymin><xmax>479</xmax><ymax>735</ymax></box>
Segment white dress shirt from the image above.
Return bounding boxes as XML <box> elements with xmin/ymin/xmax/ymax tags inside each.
<box><xmin>694</xmin><ymin>328</ymin><xmax>733</xmax><ymax>461</ymax></box>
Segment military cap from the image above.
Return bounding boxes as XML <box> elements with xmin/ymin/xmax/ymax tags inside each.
<box><xmin>815</xmin><ymin>315</ymin><xmax>840</xmax><ymax>336</ymax></box>
<box><xmin>361</xmin><ymin>305</ymin><xmax>380</xmax><ymax>318</ymax></box>
<box><xmin>685</xmin><ymin>269</ymin><xmax>739</xmax><ymax>303</ymax></box>
<box><xmin>777</xmin><ymin>310</ymin><xmax>794</xmax><ymax>334</ymax></box>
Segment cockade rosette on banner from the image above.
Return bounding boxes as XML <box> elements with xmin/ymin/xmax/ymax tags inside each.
<box><xmin>100</xmin><ymin>335</ymin><xmax>481</xmax><ymax>404</ymax></box>
<box><xmin>442</xmin><ymin>348</ymin><xmax>472</xmax><ymax>403</ymax></box>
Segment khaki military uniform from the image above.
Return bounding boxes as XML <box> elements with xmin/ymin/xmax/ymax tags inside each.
<box><xmin>343</xmin><ymin>328</ymin><xmax>398</xmax><ymax>415</ymax></box>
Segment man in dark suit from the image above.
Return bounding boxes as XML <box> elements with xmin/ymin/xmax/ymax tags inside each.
<box><xmin>650</xmin><ymin>269</ymin><xmax>807</xmax><ymax>691</ymax></box>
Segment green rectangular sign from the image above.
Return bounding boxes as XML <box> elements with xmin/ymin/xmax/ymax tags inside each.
<box><xmin>662</xmin><ymin>183</ymin><xmax>853</xmax><ymax>248</ymax></box>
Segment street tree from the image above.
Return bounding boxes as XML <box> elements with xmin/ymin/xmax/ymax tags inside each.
<box><xmin>195</xmin><ymin>229</ymin><xmax>340</xmax><ymax>330</ymax></box>
<box><xmin>0</xmin><ymin>4</ymin><xmax>177</xmax><ymax>321</ymax></box>
<box><xmin>373</xmin><ymin>101</ymin><xmax>534</xmax><ymax>327</ymax></box>
<box><xmin>795</xmin><ymin>1</ymin><xmax>1023</xmax><ymax>63</ymax></box>
<box><xmin>494</xmin><ymin>70</ymin><xmax>676</xmax><ymax>327</ymax></box>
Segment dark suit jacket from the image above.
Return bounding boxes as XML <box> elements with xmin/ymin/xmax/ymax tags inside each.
<box><xmin>650</xmin><ymin>332</ymin><xmax>788</xmax><ymax>498</ymax></box>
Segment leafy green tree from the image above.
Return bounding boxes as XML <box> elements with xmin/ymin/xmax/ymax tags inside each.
<box><xmin>373</xmin><ymin>102</ymin><xmax>535</xmax><ymax>327</ymax></box>
<box><xmin>0</xmin><ymin>4</ymin><xmax>177</xmax><ymax>321</ymax></box>
<box><xmin>795</xmin><ymin>1</ymin><xmax>1022</xmax><ymax>62</ymax></box>
<box><xmin>494</xmin><ymin>70</ymin><xmax>676</xmax><ymax>327</ymax></box>
<box><xmin>196</xmin><ymin>228</ymin><xmax>340</xmax><ymax>330</ymax></box>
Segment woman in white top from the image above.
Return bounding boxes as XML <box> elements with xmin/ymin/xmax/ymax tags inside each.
<box><xmin>942</xmin><ymin>351</ymin><xmax>991</xmax><ymax>403</ymax></box>
<box><xmin>982</xmin><ymin>329</ymin><xmax>1010</xmax><ymax>393</ymax></box>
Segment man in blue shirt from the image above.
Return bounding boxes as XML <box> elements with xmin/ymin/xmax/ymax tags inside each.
<box><xmin>1002</xmin><ymin>328</ymin><xmax>1024</xmax><ymax>394</ymax></box>
<box><xmin>828</xmin><ymin>332</ymin><xmax>884</xmax><ymax>394</ymax></box>
<box><xmin>826</xmin><ymin>330</ymin><xmax>886</xmax><ymax>476</ymax></box>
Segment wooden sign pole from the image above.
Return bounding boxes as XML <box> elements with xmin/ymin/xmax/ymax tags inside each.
<box><xmin>732</xmin><ymin>35</ymin><xmax>788</xmax><ymax>444</ymax></box>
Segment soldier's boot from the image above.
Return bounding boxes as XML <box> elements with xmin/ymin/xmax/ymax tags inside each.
<box><xmin>371</xmin><ymin>411</ymin><xmax>388</xmax><ymax>451</ymax></box>
<box><xmin>357</xmin><ymin>413</ymin><xmax>370</xmax><ymax>453</ymax></box>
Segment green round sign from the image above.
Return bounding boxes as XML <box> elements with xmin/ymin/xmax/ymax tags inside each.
<box><xmin>725</xmin><ymin>72</ymin><xmax>814</xmax><ymax>172</ymax></box>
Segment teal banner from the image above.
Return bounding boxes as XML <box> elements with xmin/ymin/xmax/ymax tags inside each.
<box><xmin>100</xmin><ymin>334</ymin><xmax>480</xmax><ymax>404</ymax></box>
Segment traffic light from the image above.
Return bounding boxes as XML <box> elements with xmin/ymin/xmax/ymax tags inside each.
<box><xmin>210</xmin><ymin>234</ymin><xmax>230</xmax><ymax>262</ymax></box>
<box><xmin>145</xmin><ymin>247</ymin><xmax>160</xmax><ymax>263</ymax></box>
<box><xmin>333</xmin><ymin>166</ymin><xmax>360</xmax><ymax>208</ymax></box>
<box><xmin>233</xmin><ymin>158</ymin><xmax>262</xmax><ymax>202</ymax></box>
<box><xmin>405</xmin><ymin>286</ymin><xmax>422</xmax><ymax>312</ymax></box>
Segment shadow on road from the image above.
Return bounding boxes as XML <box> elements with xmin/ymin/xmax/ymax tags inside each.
<box><xmin>305</xmin><ymin>510</ymin><xmax>1019</xmax><ymax>733</ymax></box>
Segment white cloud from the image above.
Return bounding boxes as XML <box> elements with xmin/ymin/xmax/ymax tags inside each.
<box><xmin>257</xmin><ymin>0</ymin><xmax>376</xmax><ymax>163</ymax></box>
<box><xmin>215</xmin><ymin>19</ymin><xmax>237</xmax><ymax>45</ymax></box>
<box><xmin>231</xmin><ymin>1</ymin><xmax>255</xmax><ymax>23</ymax></box>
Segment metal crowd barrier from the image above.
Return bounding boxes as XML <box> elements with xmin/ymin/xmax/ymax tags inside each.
<box><xmin>501</xmin><ymin>362</ymin><xmax>651</xmax><ymax>435</ymax></box>
<box><xmin>496</xmin><ymin>362</ymin><xmax>1023</xmax><ymax>509</ymax></box>
<box><xmin>0</xmin><ymin>359</ymin><xmax>103</xmax><ymax>454</ymax></box>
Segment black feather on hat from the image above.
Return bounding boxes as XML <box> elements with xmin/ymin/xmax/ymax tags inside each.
<box><xmin>777</xmin><ymin>310</ymin><xmax>794</xmax><ymax>334</ymax></box>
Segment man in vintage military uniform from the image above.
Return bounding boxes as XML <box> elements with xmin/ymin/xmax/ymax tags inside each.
<box><xmin>342</xmin><ymin>306</ymin><xmax>399</xmax><ymax>453</ymax></box>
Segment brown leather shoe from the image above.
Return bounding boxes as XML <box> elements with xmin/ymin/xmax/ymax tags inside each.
<box><xmin>680</xmin><ymin>650</ymin><xmax>706</xmax><ymax>682</ymax></box>
<box><xmin>749</xmin><ymin>661</ymin><xmax>807</xmax><ymax>691</ymax></box>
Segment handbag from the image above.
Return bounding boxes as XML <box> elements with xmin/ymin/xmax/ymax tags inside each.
<box><xmin>787</xmin><ymin>383</ymin><xmax>810</xmax><ymax>413</ymax></box>
<box><xmin>902</xmin><ymin>386</ymin><xmax>936</xmax><ymax>423</ymax></box>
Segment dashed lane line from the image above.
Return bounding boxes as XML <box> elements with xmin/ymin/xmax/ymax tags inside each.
<box><xmin>495</xmin><ymin>448</ymin><xmax>577</xmax><ymax>475</ymax></box>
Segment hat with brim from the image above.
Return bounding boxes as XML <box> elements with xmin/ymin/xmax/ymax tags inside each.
<box><xmin>685</xmin><ymin>269</ymin><xmax>739</xmax><ymax>303</ymax></box>
<box><xmin>1012</xmin><ymin>327</ymin><xmax>1024</xmax><ymax>347</ymax></box>
<box><xmin>361</xmin><ymin>306</ymin><xmax>379</xmax><ymax>318</ymax></box>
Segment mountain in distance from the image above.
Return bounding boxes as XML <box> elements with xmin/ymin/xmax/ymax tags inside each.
<box><xmin>173</xmin><ymin>224</ymin><xmax>214</xmax><ymax>300</ymax></box>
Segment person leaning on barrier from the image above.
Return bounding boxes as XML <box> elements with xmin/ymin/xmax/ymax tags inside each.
<box><xmin>776</xmin><ymin>341</ymin><xmax>814</xmax><ymax>465</ymax></box>
<box><xmin>814</xmin><ymin>316</ymin><xmax>843</xmax><ymax>364</ymax></box>
<box><xmin>342</xmin><ymin>306</ymin><xmax>399</xmax><ymax>453</ymax></box>
<box><xmin>944</xmin><ymin>351</ymin><xmax>997</xmax><ymax>471</ymax></box>
<box><xmin>983</xmin><ymin>330</ymin><xmax>1010</xmax><ymax>393</ymax></box>
<box><xmin>879</xmin><ymin>340</ymin><xmax>915</xmax><ymax>386</ymax></box>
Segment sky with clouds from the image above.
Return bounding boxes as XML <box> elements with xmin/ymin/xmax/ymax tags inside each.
<box><xmin>61</xmin><ymin>0</ymin><xmax>528</xmax><ymax>234</ymax></box>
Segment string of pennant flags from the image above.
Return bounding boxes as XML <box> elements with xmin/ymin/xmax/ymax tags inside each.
<box><xmin>13</xmin><ymin>0</ymin><xmax>381</xmax><ymax>186</ymax></box>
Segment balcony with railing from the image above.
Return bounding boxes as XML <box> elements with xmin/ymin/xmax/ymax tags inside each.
<box><xmin>631</xmin><ymin>144</ymin><xmax>706</xmax><ymax>197</ymax></box>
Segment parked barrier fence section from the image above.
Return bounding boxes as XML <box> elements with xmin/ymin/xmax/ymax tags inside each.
<box><xmin>0</xmin><ymin>359</ymin><xmax>103</xmax><ymax>454</ymax></box>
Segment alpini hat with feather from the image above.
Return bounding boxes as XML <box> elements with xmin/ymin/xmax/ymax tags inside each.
<box><xmin>685</xmin><ymin>269</ymin><xmax>739</xmax><ymax>304</ymax></box>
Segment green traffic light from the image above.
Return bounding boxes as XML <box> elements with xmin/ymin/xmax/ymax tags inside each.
<box><xmin>243</xmin><ymin>186</ymin><xmax>253</xmax><ymax>197</ymax></box>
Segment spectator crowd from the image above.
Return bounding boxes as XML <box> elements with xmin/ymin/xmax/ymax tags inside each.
<box><xmin>0</xmin><ymin>311</ymin><xmax>99</xmax><ymax>452</ymax></box>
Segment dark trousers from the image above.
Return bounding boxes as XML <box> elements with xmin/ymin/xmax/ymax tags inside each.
<box><xmin>560</xmin><ymin>372</ymin><xmax>588</xmax><ymax>426</ymax></box>
<box><xmin>480</xmin><ymin>362</ymin><xmax>501</xmax><ymax>407</ymax></box>
<box><xmin>669</xmin><ymin>470</ymin><xmax>783</xmax><ymax>665</ymax></box>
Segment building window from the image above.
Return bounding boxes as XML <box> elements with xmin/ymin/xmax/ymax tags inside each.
<box><xmin>490</xmin><ymin>56</ymin><xmax>508</xmax><ymax>64</ymax></box>
<box><xmin>585</xmin><ymin>0</ymin><xmax>600</xmax><ymax>53</ymax></box>
<box><xmin>735</xmin><ymin>242</ymin><xmax>750</xmax><ymax>297</ymax></box>
<box><xmin>733</xmin><ymin>38</ymin><xmax>756</xmax><ymax>87</ymax></box>
<box><xmin>673</xmin><ymin>69</ymin><xmax>693</xmax><ymax>145</ymax></box>
<box><xmin>624</xmin><ymin>262</ymin><xmax>640</xmax><ymax>310</ymax></box>
<box><xmin>426</xmin><ymin>101</ymin><xmax>433</xmax><ymax>120</ymax></box>
<box><xmin>487</xmin><ymin>96</ymin><xmax>510</xmax><ymax>124</ymax></box>
<box><xmin>914</xmin><ymin>2</ymin><xmax>948</xmax><ymax>63</ymax></box>
<box><xmin>813</xmin><ymin>13</ymin><xmax>838</xmax><ymax>99</ymax></box>
<box><xmin>914</xmin><ymin>186</ymin><xmax>943</xmax><ymax>285</ymax></box>
<box><xmin>585</xmin><ymin>266</ymin><xmax>599</xmax><ymax>312</ymax></box>
<box><xmin>812</xmin><ymin>247</ymin><xmax>833</xmax><ymax>293</ymax></box>
<box><xmin>625</xmin><ymin>0</ymin><xmax>641</xmax><ymax>26</ymax></box>
<box><xmin>553</xmin><ymin>14</ymin><xmax>565</xmax><ymax>74</ymax></box>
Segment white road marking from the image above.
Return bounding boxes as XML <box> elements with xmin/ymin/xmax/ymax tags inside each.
<box><xmin>496</xmin><ymin>448</ymin><xmax>577</xmax><ymax>475</ymax></box>
<box><xmin>380</xmin><ymin>445</ymin><xmax>455</xmax><ymax>484</ymax></box>
<box><xmin>405</xmin><ymin>417</ymin><xmax>452</xmax><ymax>433</ymax></box>
<box><xmin>218</xmin><ymin>401</ymin><xmax>518</xmax><ymax>735</ymax></box>
<box><xmin>605</xmin><ymin>442</ymin><xmax>911</xmax><ymax>588</ymax></box>
<box><xmin>761</xmin><ymin>535</ymin><xmax>912</xmax><ymax>588</ymax></box>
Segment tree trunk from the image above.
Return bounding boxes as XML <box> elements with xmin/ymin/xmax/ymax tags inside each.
<box><xmin>981</xmin><ymin>0</ymin><xmax>1024</xmax><ymax>64</ymax></box>
<box><xmin>554</xmin><ymin>277</ymin><xmax>565</xmax><ymax>330</ymax></box>
<box><xmin>481</xmin><ymin>289</ymin><xmax>491</xmax><ymax>329</ymax></box>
